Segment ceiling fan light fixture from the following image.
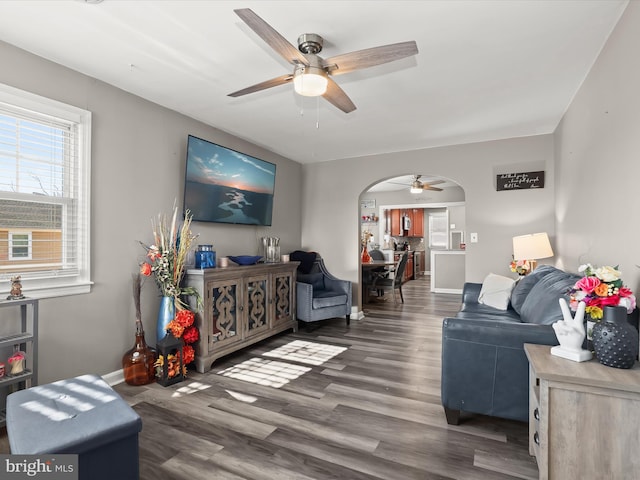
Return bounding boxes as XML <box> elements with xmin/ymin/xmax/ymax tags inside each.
<box><xmin>293</xmin><ymin>66</ymin><xmax>328</xmax><ymax>97</ymax></box>
<box><xmin>410</xmin><ymin>180</ymin><xmax>423</xmax><ymax>193</ymax></box>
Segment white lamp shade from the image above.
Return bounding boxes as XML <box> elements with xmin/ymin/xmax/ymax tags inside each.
<box><xmin>293</xmin><ymin>67</ymin><xmax>328</xmax><ymax>97</ymax></box>
<box><xmin>512</xmin><ymin>232</ymin><xmax>554</xmax><ymax>260</ymax></box>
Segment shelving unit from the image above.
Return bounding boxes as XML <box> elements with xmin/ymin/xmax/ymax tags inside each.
<box><xmin>0</xmin><ymin>298</ymin><xmax>38</xmax><ymax>427</ymax></box>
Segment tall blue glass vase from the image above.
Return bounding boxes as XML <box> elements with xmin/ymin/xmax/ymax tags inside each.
<box><xmin>157</xmin><ymin>296</ymin><xmax>175</xmax><ymax>343</ymax></box>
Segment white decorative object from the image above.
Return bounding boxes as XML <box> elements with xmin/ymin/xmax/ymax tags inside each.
<box><xmin>551</xmin><ymin>299</ymin><xmax>592</xmax><ymax>362</ymax></box>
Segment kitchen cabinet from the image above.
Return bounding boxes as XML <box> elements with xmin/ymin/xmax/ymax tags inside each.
<box><xmin>390</xmin><ymin>208</ymin><xmax>424</xmax><ymax>237</ymax></box>
<box><xmin>185</xmin><ymin>262</ymin><xmax>298</xmax><ymax>373</ymax></box>
<box><xmin>390</xmin><ymin>209</ymin><xmax>403</xmax><ymax>236</ymax></box>
<box><xmin>408</xmin><ymin>208</ymin><xmax>424</xmax><ymax>237</ymax></box>
<box><xmin>394</xmin><ymin>251</ymin><xmax>414</xmax><ymax>282</ymax></box>
<box><xmin>406</xmin><ymin>253</ymin><xmax>414</xmax><ymax>281</ymax></box>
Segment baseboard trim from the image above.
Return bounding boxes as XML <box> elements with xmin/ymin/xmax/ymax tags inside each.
<box><xmin>103</xmin><ymin>369</ymin><xmax>125</xmax><ymax>386</ymax></box>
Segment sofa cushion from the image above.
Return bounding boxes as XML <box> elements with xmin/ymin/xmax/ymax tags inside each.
<box><xmin>290</xmin><ymin>250</ymin><xmax>317</xmax><ymax>274</ymax></box>
<box><xmin>478</xmin><ymin>273</ymin><xmax>516</xmax><ymax>310</ymax></box>
<box><xmin>297</xmin><ymin>272</ymin><xmax>324</xmax><ymax>291</ymax></box>
<box><xmin>510</xmin><ymin>265</ymin><xmax>556</xmax><ymax>315</ymax></box>
<box><xmin>519</xmin><ymin>268</ymin><xmax>581</xmax><ymax>324</ymax></box>
<box><xmin>455</xmin><ymin>306</ymin><xmax>522</xmax><ymax>323</ymax></box>
<box><xmin>312</xmin><ymin>291</ymin><xmax>348</xmax><ymax>309</ymax></box>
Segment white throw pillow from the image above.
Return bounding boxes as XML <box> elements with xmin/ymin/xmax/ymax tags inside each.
<box><xmin>478</xmin><ymin>273</ymin><xmax>516</xmax><ymax>310</ymax></box>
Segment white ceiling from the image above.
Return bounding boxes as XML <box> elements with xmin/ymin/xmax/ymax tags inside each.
<box><xmin>0</xmin><ymin>1</ymin><xmax>628</xmax><ymax>164</ymax></box>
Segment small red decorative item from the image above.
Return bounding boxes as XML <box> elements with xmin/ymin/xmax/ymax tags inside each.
<box><xmin>8</xmin><ymin>351</ymin><xmax>26</xmax><ymax>376</ymax></box>
<box><xmin>182</xmin><ymin>345</ymin><xmax>195</xmax><ymax>365</ymax></box>
<box><xmin>175</xmin><ymin>309</ymin><xmax>195</xmax><ymax>328</ymax></box>
<box><xmin>182</xmin><ymin>325</ymin><xmax>199</xmax><ymax>344</ymax></box>
<box><xmin>361</xmin><ymin>245</ymin><xmax>371</xmax><ymax>263</ymax></box>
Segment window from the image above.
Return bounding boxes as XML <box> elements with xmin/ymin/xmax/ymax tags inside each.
<box><xmin>428</xmin><ymin>211</ymin><xmax>449</xmax><ymax>249</ymax></box>
<box><xmin>0</xmin><ymin>84</ymin><xmax>91</xmax><ymax>298</ymax></box>
<box><xmin>9</xmin><ymin>232</ymin><xmax>32</xmax><ymax>260</ymax></box>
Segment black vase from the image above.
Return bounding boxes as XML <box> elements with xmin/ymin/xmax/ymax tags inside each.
<box><xmin>592</xmin><ymin>306</ymin><xmax>639</xmax><ymax>369</ymax></box>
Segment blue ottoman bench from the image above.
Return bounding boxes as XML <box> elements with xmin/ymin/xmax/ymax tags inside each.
<box><xmin>6</xmin><ymin>374</ymin><xmax>142</xmax><ymax>480</ymax></box>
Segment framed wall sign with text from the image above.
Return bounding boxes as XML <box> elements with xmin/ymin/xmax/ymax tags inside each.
<box><xmin>496</xmin><ymin>171</ymin><xmax>545</xmax><ymax>191</ymax></box>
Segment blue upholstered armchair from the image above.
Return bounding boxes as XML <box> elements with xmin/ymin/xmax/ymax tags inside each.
<box><xmin>290</xmin><ymin>251</ymin><xmax>352</xmax><ymax>326</ymax></box>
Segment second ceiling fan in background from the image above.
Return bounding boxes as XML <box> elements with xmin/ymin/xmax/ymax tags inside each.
<box><xmin>228</xmin><ymin>8</ymin><xmax>419</xmax><ymax>113</ymax></box>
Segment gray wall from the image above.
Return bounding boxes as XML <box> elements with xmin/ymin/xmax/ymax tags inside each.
<box><xmin>0</xmin><ymin>40</ymin><xmax>302</xmax><ymax>384</ymax></box>
<box><xmin>555</xmin><ymin>2</ymin><xmax>640</xmax><ymax>289</ymax></box>
<box><xmin>301</xmin><ymin>135</ymin><xmax>556</xmax><ymax>301</ymax></box>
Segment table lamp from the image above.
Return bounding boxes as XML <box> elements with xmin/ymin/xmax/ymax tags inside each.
<box><xmin>512</xmin><ymin>232</ymin><xmax>554</xmax><ymax>273</ymax></box>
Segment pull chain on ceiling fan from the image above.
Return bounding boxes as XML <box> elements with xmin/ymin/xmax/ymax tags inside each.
<box><xmin>228</xmin><ymin>8</ymin><xmax>419</xmax><ymax>113</ymax></box>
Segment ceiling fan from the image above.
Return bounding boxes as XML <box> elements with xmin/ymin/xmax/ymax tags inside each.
<box><xmin>397</xmin><ymin>175</ymin><xmax>444</xmax><ymax>193</ymax></box>
<box><xmin>228</xmin><ymin>8</ymin><xmax>419</xmax><ymax>113</ymax></box>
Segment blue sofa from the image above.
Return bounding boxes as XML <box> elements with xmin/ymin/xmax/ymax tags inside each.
<box><xmin>441</xmin><ymin>265</ymin><xmax>581</xmax><ymax>424</ymax></box>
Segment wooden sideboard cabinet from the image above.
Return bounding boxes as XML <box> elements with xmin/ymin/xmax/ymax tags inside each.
<box><xmin>524</xmin><ymin>343</ymin><xmax>640</xmax><ymax>479</ymax></box>
<box><xmin>185</xmin><ymin>262</ymin><xmax>298</xmax><ymax>373</ymax></box>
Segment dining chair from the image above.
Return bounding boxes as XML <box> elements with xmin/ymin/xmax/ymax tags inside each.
<box><xmin>367</xmin><ymin>249</ymin><xmax>389</xmax><ymax>297</ymax></box>
<box><xmin>373</xmin><ymin>251</ymin><xmax>408</xmax><ymax>303</ymax></box>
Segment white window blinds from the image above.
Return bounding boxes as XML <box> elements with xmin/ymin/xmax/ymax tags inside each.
<box><xmin>428</xmin><ymin>212</ymin><xmax>449</xmax><ymax>249</ymax></box>
<box><xmin>0</xmin><ymin>84</ymin><xmax>91</xmax><ymax>298</ymax></box>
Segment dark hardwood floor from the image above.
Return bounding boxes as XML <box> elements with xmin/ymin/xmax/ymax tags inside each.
<box><xmin>120</xmin><ymin>275</ymin><xmax>537</xmax><ymax>480</ymax></box>
<box><xmin>2</xmin><ymin>275</ymin><xmax>539</xmax><ymax>479</ymax></box>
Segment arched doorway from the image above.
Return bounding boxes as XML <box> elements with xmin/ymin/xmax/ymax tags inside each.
<box><xmin>357</xmin><ymin>174</ymin><xmax>466</xmax><ymax>310</ymax></box>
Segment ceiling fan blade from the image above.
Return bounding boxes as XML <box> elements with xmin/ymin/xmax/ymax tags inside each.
<box><xmin>423</xmin><ymin>186</ymin><xmax>443</xmax><ymax>192</ymax></box>
<box><xmin>322</xmin><ymin>78</ymin><xmax>357</xmax><ymax>113</ymax></box>
<box><xmin>323</xmin><ymin>41</ymin><xmax>418</xmax><ymax>76</ymax></box>
<box><xmin>424</xmin><ymin>180</ymin><xmax>445</xmax><ymax>186</ymax></box>
<box><xmin>228</xmin><ymin>74</ymin><xmax>293</xmax><ymax>97</ymax></box>
<box><xmin>234</xmin><ymin>9</ymin><xmax>309</xmax><ymax>66</ymax></box>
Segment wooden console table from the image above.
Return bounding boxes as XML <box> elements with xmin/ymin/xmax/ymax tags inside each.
<box><xmin>524</xmin><ymin>343</ymin><xmax>640</xmax><ymax>479</ymax></box>
<box><xmin>185</xmin><ymin>262</ymin><xmax>298</xmax><ymax>373</ymax></box>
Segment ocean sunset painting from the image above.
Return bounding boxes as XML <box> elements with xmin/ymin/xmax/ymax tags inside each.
<box><xmin>184</xmin><ymin>135</ymin><xmax>276</xmax><ymax>226</ymax></box>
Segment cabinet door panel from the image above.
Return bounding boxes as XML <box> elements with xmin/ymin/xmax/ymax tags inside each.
<box><xmin>246</xmin><ymin>274</ymin><xmax>269</xmax><ymax>337</ymax></box>
<box><xmin>411</xmin><ymin>208</ymin><xmax>424</xmax><ymax>237</ymax></box>
<box><xmin>207</xmin><ymin>278</ymin><xmax>243</xmax><ymax>350</ymax></box>
<box><xmin>273</xmin><ymin>271</ymin><xmax>294</xmax><ymax>326</ymax></box>
<box><xmin>391</xmin><ymin>209</ymin><xmax>402</xmax><ymax>236</ymax></box>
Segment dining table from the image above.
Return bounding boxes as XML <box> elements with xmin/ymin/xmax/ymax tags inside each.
<box><xmin>361</xmin><ymin>259</ymin><xmax>396</xmax><ymax>303</ymax></box>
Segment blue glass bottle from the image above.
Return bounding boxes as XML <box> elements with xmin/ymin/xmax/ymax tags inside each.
<box><xmin>195</xmin><ymin>244</ymin><xmax>216</xmax><ymax>269</ymax></box>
